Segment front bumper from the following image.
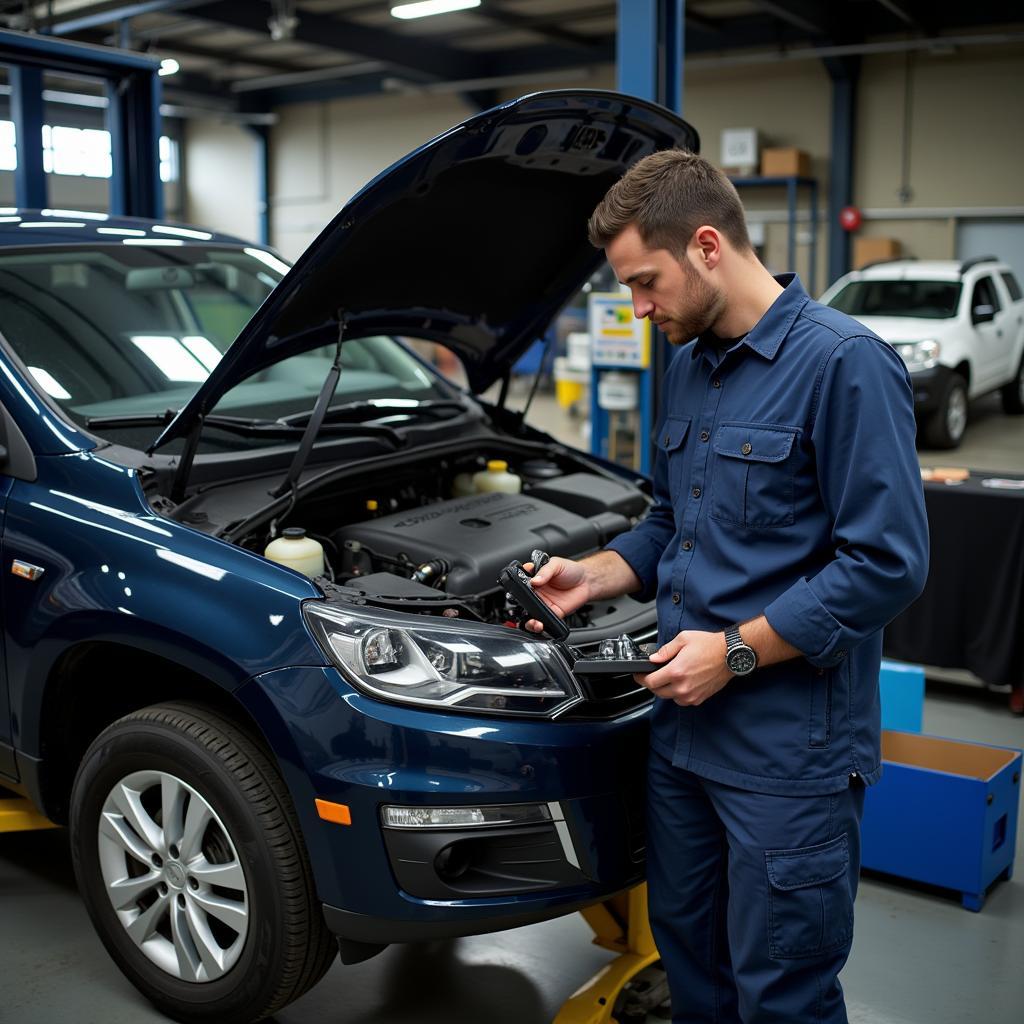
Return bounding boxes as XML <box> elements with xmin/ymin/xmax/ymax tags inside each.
<box><xmin>908</xmin><ymin>365</ymin><xmax>955</xmax><ymax>414</ymax></box>
<box><xmin>237</xmin><ymin>666</ymin><xmax>650</xmax><ymax>943</ymax></box>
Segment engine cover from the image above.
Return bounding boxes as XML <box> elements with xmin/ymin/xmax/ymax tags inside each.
<box><xmin>337</xmin><ymin>490</ymin><xmax>628</xmax><ymax>594</ymax></box>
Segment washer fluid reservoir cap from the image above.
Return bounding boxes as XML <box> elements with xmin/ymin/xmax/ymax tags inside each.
<box><xmin>487</xmin><ymin>460</ymin><xmax>508</xmax><ymax>471</ymax></box>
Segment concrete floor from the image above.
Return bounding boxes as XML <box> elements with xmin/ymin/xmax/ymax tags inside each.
<box><xmin>2</xmin><ymin>392</ymin><xmax>1023</xmax><ymax>1024</ymax></box>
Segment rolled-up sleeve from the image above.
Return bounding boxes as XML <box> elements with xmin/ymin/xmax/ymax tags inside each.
<box><xmin>764</xmin><ymin>336</ymin><xmax>929</xmax><ymax>667</ymax></box>
<box><xmin>605</xmin><ymin>423</ymin><xmax>676</xmax><ymax>603</ymax></box>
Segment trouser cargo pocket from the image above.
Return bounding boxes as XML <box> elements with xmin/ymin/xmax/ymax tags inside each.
<box><xmin>765</xmin><ymin>833</ymin><xmax>853</xmax><ymax>958</ymax></box>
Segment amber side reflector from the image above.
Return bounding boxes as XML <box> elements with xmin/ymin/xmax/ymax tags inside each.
<box><xmin>315</xmin><ymin>799</ymin><xmax>352</xmax><ymax>825</ymax></box>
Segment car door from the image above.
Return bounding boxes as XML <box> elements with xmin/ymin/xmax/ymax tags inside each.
<box><xmin>967</xmin><ymin>275</ymin><xmax>1004</xmax><ymax>391</ymax></box>
<box><xmin>992</xmin><ymin>272</ymin><xmax>1023</xmax><ymax>383</ymax></box>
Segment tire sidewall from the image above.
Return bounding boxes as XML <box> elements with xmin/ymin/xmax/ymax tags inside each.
<box><xmin>70</xmin><ymin>718</ymin><xmax>290</xmax><ymax>1018</ymax></box>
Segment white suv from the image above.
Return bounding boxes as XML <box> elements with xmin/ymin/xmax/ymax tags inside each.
<box><xmin>821</xmin><ymin>257</ymin><xmax>1024</xmax><ymax>448</ymax></box>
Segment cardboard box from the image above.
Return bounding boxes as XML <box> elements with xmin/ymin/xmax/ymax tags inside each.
<box><xmin>861</xmin><ymin>731</ymin><xmax>1021</xmax><ymax>911</ymax></box>
<box><xmin>759</xmin><ymin>146</ymin><xmax>811</xmax><ymax>178</ymax></box>
<box><xmin>852</xmin><ymin>236</ymin><xmax>902</xmax><ymax>269</ymax></box>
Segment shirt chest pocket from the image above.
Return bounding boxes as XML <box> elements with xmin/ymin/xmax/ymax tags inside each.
<box><xmin>657</xmin><ymin>416</ymin><xmax>691</xmax><ymax>505</ymax></box>
<box><xmin>710</xmin><ymin>423</ymin><xmax>799</xmax><ymax>528</ymax></box>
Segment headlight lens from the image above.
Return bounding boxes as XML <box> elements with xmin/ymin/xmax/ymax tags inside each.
<box><xmin>894</xmin><ymin>339</ymin><xmax>941</xmax><ymax>370</ymax></box>
<box><xmin>303</xmin><ymin>603</ymin><xmax>580</xmax><ymax>717</ymax></box>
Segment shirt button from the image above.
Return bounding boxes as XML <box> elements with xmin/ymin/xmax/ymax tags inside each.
<box><xmin>672</xmin><ymin>591</ymin><xmax>681</xmax><ymax>604</ymax></box>
<box><xmin>692</xmin><ymin>487</ymin><xmax>701</xmax><ymax>498</ymax></box>
<box><xmin>699</xmin><ymin>430</ymin><xmax>710</xmax><ymax>442</ymax></box>
<box><xmin>682</xmin><ymin>540</ymin><xmax>693</xmax><ymax>551</ymax></box>
<box><xmin>712</xmin><ymin>378</ymin><xmax>721</xmax><ymax>388</ymax></box>
<box><xmin>741</xmin><ymin>442</ymin><xmax>752</xmax><ymax>455</ymax></box>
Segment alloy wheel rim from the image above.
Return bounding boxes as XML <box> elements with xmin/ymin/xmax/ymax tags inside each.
<box><xmin>97</xmin><ymin>770</ymin><xmax>249</xmax><ymax>982</ymax></box>
<box><xmin>947</xmin><ymin>386</ymin><xmax>967</xmax><ymax>441</ymax></box>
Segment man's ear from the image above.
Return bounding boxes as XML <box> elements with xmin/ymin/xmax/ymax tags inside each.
<box><xmin>692</xmin><ymin>225</ymin><xmax>722</xmax><ymax>269</ymax></box>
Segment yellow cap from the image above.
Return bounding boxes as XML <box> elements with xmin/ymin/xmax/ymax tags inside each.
<box><xmin>487</xmin><ymin>460</ymin><xmax>508</xmax><ymax>472</ymax></box>
<box><xmin>366</xmin><ymin>499</ymin><xmax>378</xmax><ymax>511</ymax></box>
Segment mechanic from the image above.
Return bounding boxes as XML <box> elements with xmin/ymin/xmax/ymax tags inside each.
<box><xmin>525</xmin><ymin>150</ymin><xmax>929</xmax><ymax>1023</ymax></box>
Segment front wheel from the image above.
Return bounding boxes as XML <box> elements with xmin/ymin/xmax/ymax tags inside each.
<box><xmin>70</xmin><ymin>703</ymin><xmax>336</xmax><ymax>1024</ymax></box>
<box><xmin>1000</xmin><ymin>355</ymin><xmax>1024</xmax><ymax>415</ymax></box>
<box><xmin>923</xmin><ymin>373</ymin><xmax>968</xmax><ymax>449</ymax></box>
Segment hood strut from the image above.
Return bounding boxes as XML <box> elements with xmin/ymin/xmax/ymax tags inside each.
<box><xmin>170</xmin><ymin>415</ymin><xmax>204</xmax><ymax>505</ymax></box>
<box><xmin>270</xmin><ymin>316</ymin><xmax>348</xmax><ymax>508</ymax></box>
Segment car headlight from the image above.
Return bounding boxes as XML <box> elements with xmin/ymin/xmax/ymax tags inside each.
<box><xmin>303</xmin><ymin>602</ymin><xmax>581</xmax><ymax>717</ymax></box>
<box><xmin>894</xmin><ymin>339</ymin><xmax>941</xmax><ymax>370</ymax></box>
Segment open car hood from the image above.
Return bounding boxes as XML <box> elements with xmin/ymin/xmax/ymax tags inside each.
<box><xmin>152</xmin><ymin>89</ymin><xmax>698</xmax><ymax>453</ymax></box>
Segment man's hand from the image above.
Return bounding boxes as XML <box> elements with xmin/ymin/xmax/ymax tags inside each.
<box><xmin>521</xmin><ymin>557</ymin><xmax>590</xmax><ymax>632</ymax></box>
<box><xmin>636</xmin><ymin>630</ymin><xmax>733</xmax><ymax>706</ymax></box>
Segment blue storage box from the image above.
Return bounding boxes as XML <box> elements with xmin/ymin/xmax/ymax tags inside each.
<box><xmin>879</xmin><ymin>660</ymin><xmax>924</xmax><ymax>732</ymax></box>
<box><xmin>862</xmin><ymin>731</ymin><xmax>1022</xmax><ymax>910</ymax></box>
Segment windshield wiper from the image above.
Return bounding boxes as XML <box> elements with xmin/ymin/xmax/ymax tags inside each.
<box><xmin>278</xmin><ymin>399</ymin><xmax>468</xmax><ymax>428</ymax></box>
<box><xmin>86</xmin><ymin>410</ymin><xmax>404</xmax><ymax>446</ymax></box>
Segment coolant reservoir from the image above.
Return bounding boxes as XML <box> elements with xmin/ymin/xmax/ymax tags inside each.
<box><xmin>452</xmin><ymin>472</ymin><xmax>476</xmax><ymax>497</ymax></box>
<box><xmin>473</xmin><ymin>460</ymin><xmax>521</xmax><ymax>494</ymax></box>
<box><xmin>264</xmin><ymin>527</ymin><xmax>325</xmax><ymax>578</ymax></box>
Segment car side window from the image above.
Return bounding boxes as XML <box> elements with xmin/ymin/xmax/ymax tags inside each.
<box><xmin>1000</xmin><ymin>272</ymin><xmax>1023</xmax><ymax>303</ymax></box>
<box><xmin>971</xmin><ymin>276</ymin><xmax>1001</xmax><ymax>314</ymax></box>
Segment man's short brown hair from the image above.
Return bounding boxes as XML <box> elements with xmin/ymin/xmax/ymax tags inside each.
<box><xmin>588</xmin><ymin>149</ymin><xmax>751</xmax><ymax>257</ymax></box>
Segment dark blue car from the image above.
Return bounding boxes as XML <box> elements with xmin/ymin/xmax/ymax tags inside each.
<box><xmin>0</xmin><ymin>91</ymin><xmax>697</xmax><ymax>1022</ymax></box>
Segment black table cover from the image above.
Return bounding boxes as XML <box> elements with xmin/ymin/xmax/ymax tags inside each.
<box><xmin>883</xmin><ymin>471</ymin><xmax>1024</xmax><ymax>687</ymax></box>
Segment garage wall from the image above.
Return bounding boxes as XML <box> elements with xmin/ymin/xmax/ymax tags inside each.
<box><xmin>185</xmin><ymin>37</ymin><xmax>1023</xmax><ymax>281</ymax></box>
<box><xmin>183</xmin><ymin>118</ymin><xmax>261</xmax><ymax>241</ymax></box>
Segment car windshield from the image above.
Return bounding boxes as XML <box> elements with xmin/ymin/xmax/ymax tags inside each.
<box><xmin>828</xmin><ymin>279</ymin><xmax>962</xmax><ymax>318</ymax></box>
<box><xmin>0</xmin><ymin>243</ymin><xmax>449</xmax><ymax>449</ymax></box>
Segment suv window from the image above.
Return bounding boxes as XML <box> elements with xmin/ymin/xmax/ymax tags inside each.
<box><xmin>1000</xmin><ymin>271</ymin><xmax>1023</xmax><ymax>302</ymax></box>
<box><xmin>829</xmin><ymin>279</ymin><xmax>961</xmax><ymax>318</ymax></box>
<box><xmin>971</xmin><ymin>276</ymin><xmax>1001</xmax><ymax>314</ymax></box>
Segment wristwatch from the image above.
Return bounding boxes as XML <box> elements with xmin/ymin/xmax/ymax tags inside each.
<box><xmin>724</xmin><ymin>624</ymin><xmax>758</xmax><ymax>676</ymax></box>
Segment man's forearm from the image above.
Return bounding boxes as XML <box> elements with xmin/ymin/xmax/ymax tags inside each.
<box><xmin>582</xmin><ymin>549</ymin><xmax>644</xmax><ymax>602</ymax></box>
<box><xmin>739</xmin><ymin>615</ymin><xmax>802</xmax><ymax>667</ymax></box>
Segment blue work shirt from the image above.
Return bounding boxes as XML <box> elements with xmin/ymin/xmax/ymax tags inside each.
<box><xmin>607</xmin><ymin>275</ymin><xmax>929</xmax><ymax>795</ymax></box>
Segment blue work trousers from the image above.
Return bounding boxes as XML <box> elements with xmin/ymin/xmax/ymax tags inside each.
<box><xmin>647</xmin><ymin>750</ymin><xmax>866</xmax><ymax>1023</ymax></box>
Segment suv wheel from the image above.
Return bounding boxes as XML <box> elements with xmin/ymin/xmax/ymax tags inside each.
<box><xmin>923</xmin><ymin>374</ymin><xmax>968</xmax><ymax>449</ymax></box>
<box><xmin>1000</xmin><ymin>356</ymin><xmax>1024</xmax><ymax>415</ymax></box>
<box><xmin>70</xmin><ymin>703</ymin><xmax>336</xmax><ymax>1024</ymax></box>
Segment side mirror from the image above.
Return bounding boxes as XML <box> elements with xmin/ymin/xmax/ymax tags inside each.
<box><xmin>972</xmin><ymin>303</ymin><xmax>995</xmax><ymax>324</ymax></box>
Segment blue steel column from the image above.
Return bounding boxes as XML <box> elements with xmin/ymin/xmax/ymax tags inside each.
<box><xmin>108</xmin><ymin>68</ymin><xmax>163</xmax><ymax>218</ymax></box>
<box><xmin>9</xmin><ymin>64</ymin><xmax>47</xmax><ymax>209</ymax></box>
<box><xmin>612</xmin><ymin>0</ymin><xmax>685</xmax><ymax>474</ymax></box>
<box><xmin>249</xmin><ymin>125</ymin><xmax>270</xmax><ymax>247</ymax></box>
<box><xmin>825</xmin><ymin>57</ymin><xmax>859</xmax><ymax>288</ymax></box>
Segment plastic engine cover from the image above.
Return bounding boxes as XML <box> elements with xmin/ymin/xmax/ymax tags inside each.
<box><xmin>337</xmin><ymin>490</ymin><xmax>628</xmax><ymax>594</ymax></box>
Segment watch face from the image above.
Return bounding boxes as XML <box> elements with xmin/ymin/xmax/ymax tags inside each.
<box><xmin>727</xmin><ymin>646</ymin><xmax>757</xmax><ymax>675</ymax></box>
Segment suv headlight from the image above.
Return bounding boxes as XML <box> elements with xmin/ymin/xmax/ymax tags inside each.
<box><xmin>894</xmin><ymin>339</ymin><xmax>941</xmax><ymax>371</ymax></box>
<box><xmin>303</xmin><ymin>602</ymin><xmax>581</xmax><ymax>717</ymax></box>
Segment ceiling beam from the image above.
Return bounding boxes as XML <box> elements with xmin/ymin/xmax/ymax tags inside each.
<box><xmin>476</xmin><ymin>2</ymin><xmax>604</xmax><ymax>51</ymax></box>
<box><xmin>750</xmin><ymin>1</ymin><xmax>831</xmax><ymax>37</ymax></box>
<box><xmin>183</xmin><ymin>0</ymin><xmax>485</xmax><ymax>82</ymax></box>
<box><xmin>48</xmin><ymin>0</ymin><xmax>208</xmax><ymax>35</ymax></box>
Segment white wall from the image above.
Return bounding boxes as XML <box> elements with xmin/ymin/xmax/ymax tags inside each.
<box><xmin>174</xmin><ymin>38</ymin><xmax>1024</xmax><ymax>283</ymax></box>
<box><xmin>183</xmin><ymin>118</ymin><xmax>261</xmax><ymax>241</ymax></box>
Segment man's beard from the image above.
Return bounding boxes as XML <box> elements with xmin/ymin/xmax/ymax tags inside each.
<box><xmin>660</xmin><ymin>258</ymin><xmax>725</xmax><ymax>346</ymax></box>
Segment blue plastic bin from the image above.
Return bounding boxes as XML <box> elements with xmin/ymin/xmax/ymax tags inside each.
<box><xmin>862</xmin><ymin>730</ymin><xmax>1022</xmax><ymax>910</ymax></box>
<box><xmin>879</xmin><ymin>660</ymin><xmax>925</xmax><ymax>732</ymax></box>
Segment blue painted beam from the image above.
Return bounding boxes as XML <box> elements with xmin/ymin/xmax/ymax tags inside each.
<box><xmin>0</xmin><ymin>28</ymin><xmax>159</xmax><ymax>74</ymax></box>
<box><xmin>49</xmin><ymin>1</ymin><xmax>206</xmax><ymax>36</ymax></box>
<box><xmin>9</xmin><ymin>64</ymin><xmax>47</xmax><ymax>209</ymax></box>
<box><xmin>107</xmin><ymin>65</ymin><xmax>163</xmax><ymax>218</ymax></box>
<box><xmin>249</xmin><ymin>125</ymin><xmax>270</xmax><ymax>248</ymax></box>
<box><xmin>825</xmin><ymin>56</ymin><xmax>859</xmax><ymax>287</ymax></box>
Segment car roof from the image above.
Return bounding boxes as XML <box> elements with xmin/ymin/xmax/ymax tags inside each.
<box><xmin>0</xmin><ymin>208</ymin><xmax>251</xmax><ymax>247</ymax></box>
<box><xmin>854</xmin><ymin>258</ymin><xmax>1008</xmax><ymax>282</ymax></box>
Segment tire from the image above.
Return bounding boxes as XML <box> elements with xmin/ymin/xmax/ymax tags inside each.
<box><xmin>70</xmin><ymin>702</ymin><xmax>337</xmax><ymax>1024</ymax></box>
<box><xmin>1000</xmin><ymin>355</ymin><xmax>1024</xmax><ymax>415</ymax></box>
<box><xmin>923</xmin><ymin>373</ymin><xmax>968</xmax><ymax>449</ymax></box>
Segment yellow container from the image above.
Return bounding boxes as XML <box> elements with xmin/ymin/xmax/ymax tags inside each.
<box><xmin>556</xmin><ymin>377</ymin><xmax>585</xmax><ymax>408</ymax></box>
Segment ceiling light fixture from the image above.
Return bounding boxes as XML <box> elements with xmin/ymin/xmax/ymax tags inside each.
<box><xmin>158</xmin><ymin>58</ymin><xmax>179</xmax><ymax>77</ymax></box>
<box><xmin>391</xmin><ymin>1</ymin><xmax>481</xmax><ymax>20</ymax></box>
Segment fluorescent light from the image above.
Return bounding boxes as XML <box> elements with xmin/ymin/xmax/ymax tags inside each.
<box><xmin>244</xmin><ymin>247</ymin><xmax>291</xmax><ymax>276</ymax></box>
<box><xmin>42</xmin><ymin>208</ymin><xmax>108</xmax><ymax>220</ymax></box>
<box><xmin>158</xmin><ymin>58</ymin><xmax>180</xmax><ymax>77</ymax></box>
<box><xmin>131</xmin><ymin>335</ymin><xmax>209</xmax><ymax>382</ymax></box>
<box><xmin>0</xmin><ymin>216</ymin><xmax>21</xmax><ymax>223</ymax></box>
<box><xmin>152</xmin><ymin>224</ymin><xmax>213</xmax><ymax>240</ymax></box>
<box><xmin>20</xmin><ymin>221</ymin><xmax>86</xmax><ymax>228</ymax></box>
<box><xmin>122</xmin><ymin>237</ymin><xmax>184</xmax><ymax>246</ymax></box>
<box><xmin>28</xmin><ymin>366</ymin><xmax>71</xmax><ymax>400</ymax></box>
<box><xmin>181</xmin><ymin>335</ymin><xmax>222</xmax><ymax>371</ymax></box>
<box><xmin>391</xmin><ymin>0</ymin><xmax>480</xmax><ymax>19</ymax></box>
<box><xmin>97</xmin><ymin>227</ymin><xmax>146</xmax><ymax>236</ymax></box>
